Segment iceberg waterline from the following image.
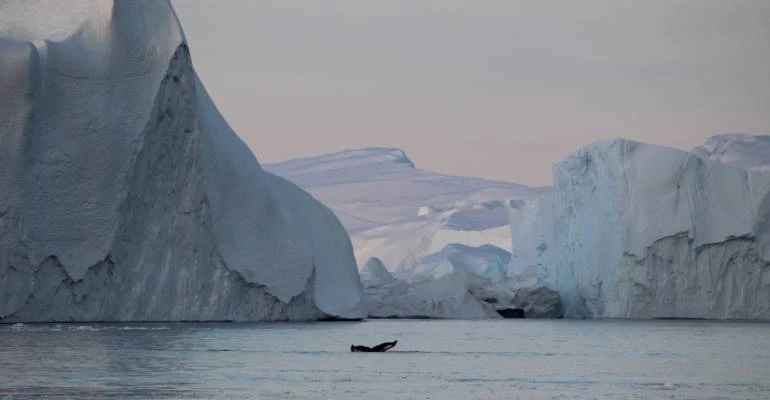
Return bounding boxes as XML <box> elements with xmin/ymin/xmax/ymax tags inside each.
<box><xmin>0</xmin><ymin>0</ymin><xmax>366</xmax><ymax>322</ymax></box>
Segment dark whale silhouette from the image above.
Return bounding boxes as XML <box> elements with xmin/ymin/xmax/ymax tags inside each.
<box><xmin>350</xmin><ymin>340</ymin><xmax>397</xmax><ymax>352</ymax></box>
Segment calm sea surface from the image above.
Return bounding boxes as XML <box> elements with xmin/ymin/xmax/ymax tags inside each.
<box><xmin>1</xmin><ymin>319</ymin><xmax>768</xmax><ymax>399</ymax></box>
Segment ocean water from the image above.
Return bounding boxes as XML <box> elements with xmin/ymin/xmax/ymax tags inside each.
<box><xmin>1</xmin><ymin>319</ymin><xmax>768</xmax><ymax>399</ymax></box>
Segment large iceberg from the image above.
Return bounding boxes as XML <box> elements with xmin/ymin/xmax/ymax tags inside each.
<box><xmin>265</xmin><ymin>148</ymin><xmax>547</xmax><ymax>273</ymax></box>
<box><xmin>514</xmin><ymin>138</ymin><xmax>770</xmax><ymax>319</ymax></box>
<box><xmin>0</xmin><ymin>0</ymin><xmax>366</xmax><ymax>322</ymax></box>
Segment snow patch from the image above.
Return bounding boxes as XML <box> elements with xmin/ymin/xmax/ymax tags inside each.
<box><xmin>417</xmin><ymin>206</ymin><xmax>436</xmax><ymax>217</ymax></box>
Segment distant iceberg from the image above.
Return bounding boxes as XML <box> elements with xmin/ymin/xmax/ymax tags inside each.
<box><xmin>403</xmin><ymin>243</ymin><xmax>512</xmax><ymax>282</ymax></box>
<box><xmin>265</xmin><ymin>147</ymin><xmax>547</xmax><ymax>272</ymax></box>
<box><xmin>267</xmin><ymin>135</ymin><xmax>770</xmax><ymax>320</ymax></box>
<box><xmin>0</xmin><ymin>0</ymin><xmax>366</xmax><ymax>322</ymax></box>
<box><xmin>266</xmin><ymin>148</ymin><xmax>561</xmax><ymax>319</ymax></box>
<box><xmin>360</xmin><ymin>244</ymin><xmax>562</xmax><ymax>319</ymax></box>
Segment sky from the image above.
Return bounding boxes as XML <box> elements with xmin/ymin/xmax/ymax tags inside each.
<box><xmin>171</xmin><ymin>0</ymin><xmax>770</xmax><ymax>186</ymax></box>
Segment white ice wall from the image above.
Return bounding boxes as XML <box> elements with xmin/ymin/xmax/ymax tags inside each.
<box><xmin>549</xmin><ymin>139</ymin><xmax>770</xmax><ymax>318</ymax></box>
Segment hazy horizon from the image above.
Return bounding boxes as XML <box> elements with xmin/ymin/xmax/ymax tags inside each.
<box><xmin>172</xmin><ymin>0</ymin><xmax>770</xmax><ymax>186</ymax></box>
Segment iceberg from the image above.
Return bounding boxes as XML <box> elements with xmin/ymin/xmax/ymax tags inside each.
<box><xmin>0</xmin><ymin>0</ymin><xmax>366</xmax><ymax>322</ymax></box>
<box><xmin>359</xmin><ymin>244</ymin><xmax>562</xmax><ymax>319</ymax></box>
<box><xmin>359</xmin><ymin>257</ymin><xmax>396</xmax><ymax>284</ymax></box>
<box><xmin>265</xmin><ymin>148</ymin><xmax>547</xmax><ymax>272</ymax></box>
<box><xmin>522</xmin><ymin>138</ymin><xmax>770</xmax><ymax>319</ymax></box>
<box><xmin>402</xmin><ymin>243</ymin><xmax>512</xmax><ymax>282</ymax></box>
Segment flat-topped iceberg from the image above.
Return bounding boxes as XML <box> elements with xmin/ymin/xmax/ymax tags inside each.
<box><xmin>265</xmin><ymin>148</ymin><xmax>547</xmax><ymax>273</ymax></box>
<box><xmin>514</xmin><ymin>138</ymin><xmax>770</xmax><ymax>319</ymax></box>
<box><xmin>0</xmin><ymin>0</ymin><xmax>366</xmax><ymax>322</ymax></box>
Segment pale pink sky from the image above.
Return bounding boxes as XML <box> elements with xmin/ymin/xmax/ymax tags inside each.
<box><xmin>172</xmin><ymin>0</ymin><xmax>770</xmax><ymax>186</ymax></box>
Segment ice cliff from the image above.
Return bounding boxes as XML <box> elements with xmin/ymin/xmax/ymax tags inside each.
<box><xmin>0</xmin><ymin>0</ymin><xmax>366</xmax><ymax>322</ymax></box>
<box><xmin>511</xmin><ymin>138</ymin><xmax>770</xmax><ymax>319</ymax></box>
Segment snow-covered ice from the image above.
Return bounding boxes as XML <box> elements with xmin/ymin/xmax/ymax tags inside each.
<box><xmin>265</xmin><ymin>148</ymin><xmax>547</xmax><ymax>273</ymax></box>
<box><xmin>359</xmin><ymin>243</ymin><xmax>562</xmax><ymax>319</ymax></box>
<box><xmin>266</xmin><ymin>148</ymin><xmax>560</xmax><ymax>319</ymax></box>
<box><xmin>402</xmin><ymin>243</ymin><xmax>511</xmax><ymax>282</ymax></box>
<box><xmin>0</xmin><ymin>0</ymin><xmax>366</xmax><ymax>322</ymax></box>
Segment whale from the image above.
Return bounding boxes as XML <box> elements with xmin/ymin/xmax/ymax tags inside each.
<box><xmin>350</xmin><ymin>340</ymin><xmax>397</xmax><ymax>352</ymax></box>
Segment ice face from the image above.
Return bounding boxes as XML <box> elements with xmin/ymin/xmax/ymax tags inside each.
<box><xmin>0</xmin><ymin>0</ymin><xmax>366</xmax><ymax>322</ymax></box>
<box><xmin>527</xmin><ymin>138</ymin><xmax>770</xmax><ymax>319</ymax></box>
<box><xmin>509</xmin><ymin>195</ymin><xmax>554</xmax><ymax>282</ymax></box>
<box><xmin>0</xmin><ymin>0</ymin><xmax>185</xmax><ymax>280</ymax></box>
